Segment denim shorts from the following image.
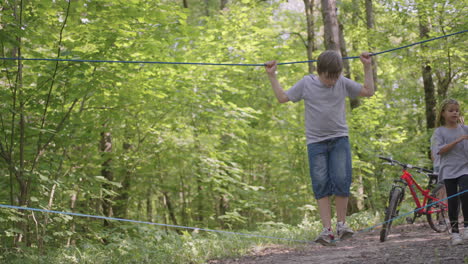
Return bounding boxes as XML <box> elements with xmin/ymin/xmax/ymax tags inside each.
<box><xmin>307</xmin><ymin>136</ymin><xmax>352</xmax><ymax>200</ymax></box>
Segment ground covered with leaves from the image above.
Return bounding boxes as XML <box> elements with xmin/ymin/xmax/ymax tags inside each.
<box><xmin>209</xmin><ymin>222</ymin><xmax>468</xmax><ymax>264</ymax></box>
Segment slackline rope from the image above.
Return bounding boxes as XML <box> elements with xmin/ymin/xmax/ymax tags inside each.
<box><xmin>0</xmin><ymin>30</ymin><xmax>466</xmax><ymax>66</ymax></box>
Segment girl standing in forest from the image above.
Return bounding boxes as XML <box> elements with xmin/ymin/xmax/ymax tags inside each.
<box><xmin>432</xmin><ymin>98</ymin><xmax>468</xmax><ymax>245</ymax></box>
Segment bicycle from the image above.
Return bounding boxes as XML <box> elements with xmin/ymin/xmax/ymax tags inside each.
<box><xmin>379</xmin><ymin>156</ymin><xmax>448</xmax><ymax>242</ymax></box>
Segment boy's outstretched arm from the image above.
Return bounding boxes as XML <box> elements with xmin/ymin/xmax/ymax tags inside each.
<box><xmin>358</xmin><ymin>52</ymin><xmax>375</xmax><ymax>97</ymax></box>
<box><xmin>265</xmin><ymin>60</ymin><xmax>290</xmax><ymax>103</ymax></box>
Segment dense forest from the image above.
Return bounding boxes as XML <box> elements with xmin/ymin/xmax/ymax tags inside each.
<box><xmin>0</xmin><ymin>0</ymin><xmax>466</xmax><ymax>263</ymax></box>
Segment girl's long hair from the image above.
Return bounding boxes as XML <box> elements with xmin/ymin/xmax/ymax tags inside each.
<box><xmin>436</xmin><ymin>99</ymin><xmax>459</xmax><ymax>127</ymax></box>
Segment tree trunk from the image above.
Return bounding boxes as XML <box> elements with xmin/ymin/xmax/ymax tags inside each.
<box><xmin>10</xmin><ymin>0</ymin><xmax>30</xmax><ymax>247</ymax></box>
<box><xmin>179</xmin><ymin>172</ymin><xmax>189</xmax><ymax>226</ymax></box>
<box><xmin>205</xmin><ymin>0</ymin><xmax>210</xmax><ymax>16</ymax></box>
<box><xmin>435</xmin><ymin>49</ymin><xmax>453</xmax><ymax>100</ymax></box>
<box><xmin>422</xmin><ymin>65</ymin><xmax>437</xmax><ymax>128</ymax></box>
<box><xmin>38</xmin><ymin>183</ymin><xmax>56</xmax><ymax>250</ymax></box>
<box><xmin>67</xmin><ymin>188</ymin><xmax>78</xmax><ymax>247</ymax></box>
<box><xmin>320</xmin><ymin>0</ymin><xmax>340</xmax><ymax>51</ymax></box>
<box><xmin>100</xmin><ymin>130</ymin><xmax>113</xmax><ymax>226</ymax></box>
<box><xmin>163</xmin><ymin>192</ymin><xmax>179</xmax><ymax>227</ymax></box>
<box><xmin>147</xmin><ymin>188</ymin><xmax>153</xmax><ymax>222</ymax></box>
<box><xmin>195</xmin><ymin>178</ymin><xmax>204</xmax><ymax>222</ymax></box>
<box><xmin>160</xmin><ymin>195</ymin><xmax>169</xmax><ymax>233</ymax></box>
<box><xmin>418</xmin><ymin>7</ymin><xmax>436</xmax><ymax>130</ymax></box>
<box><xmin>365</xmin><ymin>0</ymin><xmax>378</xmax><ymax>91</ymax></box>
<box><xmin>218</xmin><ymin>194</ymin><xmax>229</xmax><ymax>227</ymax></box>
<box><xmin>338</xmin><ymin>23</ymin><xmax>350</xmax><ymax>79</ymax></box>
<box><xmin>113</xmin><ymin>141</ymin><xmax>133</xmax><ymax>218</ymax></box>
<box><xmin>339</xmin><ymin>21</ymin><xmax>363</xmax><ymax>209</ymax></box>
<box><xmin>190</xmin><ymin>107</ymin><xmax>205</xmax><ymax>223</ymax></box>
<box><xmin>220</xmin><ymin>0</ymin><xmax>228</xmax><ymax>10</ymax></box>
<box><xmin>304</xmin><ymin>0</ymin><xmax>316</xmax><ymax>74</ymax></box>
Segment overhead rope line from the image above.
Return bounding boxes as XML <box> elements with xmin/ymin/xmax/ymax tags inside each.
<box><xmin>0</xmin><ymin>30</ymin><xmax>466</xmax><ymax>66</ymax></box>
<box><xmin>0</xmin><ymin>189</ymin><xmax>466</xmax><ymax>244</ymax></box>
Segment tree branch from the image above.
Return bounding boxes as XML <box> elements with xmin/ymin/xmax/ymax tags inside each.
<box><xmin>36</xmin><ymin>0</ymin><xmax>72</xmax><ymax>156</ymax></box>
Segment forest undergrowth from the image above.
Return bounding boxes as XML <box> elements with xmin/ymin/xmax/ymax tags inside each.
<box><xmin>1</xmin><ymin>211</ymin><xmax>380</xmax><ymax>264</ymax></box>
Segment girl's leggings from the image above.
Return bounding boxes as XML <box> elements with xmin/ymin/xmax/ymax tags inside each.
<box><xmin>444</xmin><ymin>174</ymin><xmax>468</xmax><ymax>233</ymax></box>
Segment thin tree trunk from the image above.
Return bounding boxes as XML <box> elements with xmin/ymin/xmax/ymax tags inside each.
<box><xmin>205</xmin><ymin>0</ymin><xmax>210</xmax><ymax>16</ymax></box>
<box><xmin>113</xmin><ymin>141</ymin><xmax>132</xmax><ymax>218</ymax></box>
<box><xmin>220</xmin><ymin>0</ymin><xmax>228</xmax><ymax>10</ymax></box>
<box><xmin>11</xmin><ymin>0</ymin><xmax>29</xmax><ymax>247</ymax></box>
<box><xmin>304</xmin><ymin>0</ymin><xmax>316</xmax><ymax>73</ymax></box>
<box><xmin>365</xmin><ymin>0</ymin><xmax>378</xmax><ymax>91</ymax></box>
<box><xmin>435</xmin><ymin>42</ymin><xmax>454</xmax><ymax>101</ymax></box>
<box><xmin>147</xmin><ymin>188</ymin><xmax>153</xmax><ymax>222</ymax></box>
<box><xmin>190</xmin><ymin>106</ymin><xmax>205</xmax><ymax>223</ymax></box>
<box><xmin>218</xmin><ymin>194</ymin><xmax>229</xmax><ymax>228</ymax></box>
<box><xmin>29</xmin><ymin>0</ymin><xmax>73</xmax><ymax>166</ymax></box>
<box><xmin>339</xmin><ymin>22</ymin><xmax>361</xmax><ymax>110</ymax></box>
<box><xmin>179</xmin><ymin>171</ymin><xmax>189</xmax><ymax>226</ymax></box>
<box><xmin>67</xmin><ymin>188</ymin><xmax>78</xmax><ymax>247</ymax></box>
<box><xmin>160</xmin><ymin>195</ymin><xmax>169</xmax><ymax>233</ymax></box>
<box><xmin>338</xmin><ymin>23</ymin><xmax>350</xmax><ymax>79</ymax></box>
<box><xmin>100</xmin><ymin>130</ymin><xmax>113</xmax><ymax>227</ymax></box>
<box><xmin>195</xmin><ymin>178</ymin><xmax>204</xmax><ymax>222</ymax></box>
<box><xmin>39</xmin><ymin>183</ymin><xmax>57</xmax><ymax>250</ymax></box>
<box><xmin>418</xmin><ymin>7</ymin><xmax>436</xmax><ymax>130</ymax></box>
<box><xmin>31</xmin><ymin>212</ymin><xmax>40</xmax><ymax>249</ymax></box>
<box><xmin>163</xmin><ymin>192</ymin><xmax>178</xmax><ymax>227</ymax></box>
<box><xmin>14</xmin><ymin>0</ymin><xmax>26</xmax><ymax>208</ymax></box>
<box><xmin>422</xmin><ymin>64</ymin><xmax>437</xmax><ymax>129</ymax></box>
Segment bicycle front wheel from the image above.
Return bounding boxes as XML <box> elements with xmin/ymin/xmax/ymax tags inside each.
<box><xmin>426</xmin><ymin>184</ymin><xmax>449</xmax><ymax>233</ymax></box>
<box><xmin>380</xmin><ymin>187</ymin><xmax>403</xmax><ymax>242</ymax></box>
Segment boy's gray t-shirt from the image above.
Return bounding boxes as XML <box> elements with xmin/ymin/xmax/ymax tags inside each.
<box><xmin>433</xmin><ymin>125</ymin><xmax>468</xmax><ymax>180</ymax></box>
<box><xmin>285</xmin><ymin>74</ymin><xmax>362</xmax><ymax>144</ymax></box>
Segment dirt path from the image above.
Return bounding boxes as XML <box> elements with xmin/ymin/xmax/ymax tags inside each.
<box><xmin>208</xmin><ymin>222</ymin><xmax>468</xmax><ymax>264</ymax></box>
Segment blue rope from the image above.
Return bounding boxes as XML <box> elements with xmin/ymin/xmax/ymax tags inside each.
<box><xmin>0</xmin><ymin>189</ymin><xmax>465</xmax><ymax>244</ymax></box>
<box><xmin>0</xmin><ymin>30</ymin><xmax>465</xmax><ymax>66</ymax></box>
<box><xmin>0</xmin><ymin>203</ymin><xmax>308</xmax><ymax>243</ymax></box>
<box><xmin>371</xmin><ymin>30</ymin><xmax>467</xmax><ymax>56</ymax></box>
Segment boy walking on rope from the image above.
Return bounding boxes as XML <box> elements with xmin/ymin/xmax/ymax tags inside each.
<box><xmin>264</xmin><ymin>50</ymin><xmax>374</xmax><ymax>246</ymax></box>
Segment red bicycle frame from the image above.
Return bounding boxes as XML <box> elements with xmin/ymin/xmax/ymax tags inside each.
<box><xmin>379</xmin><ymin>156</ymin><xmax>449</xmax><ymax>242</ymax></box>
<box><xmin>399</xmin><ymin>169</ymin><xmax>447</xmax><ymax>215</ymax></box>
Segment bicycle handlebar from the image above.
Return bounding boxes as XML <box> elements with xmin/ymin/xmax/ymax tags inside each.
<box><xmin>378</xmin><ymin>156</ymin><xmax>433</xmax><ymax>173</ymax></box>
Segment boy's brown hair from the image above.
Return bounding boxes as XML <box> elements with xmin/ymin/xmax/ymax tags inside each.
<box><xmin>317</xmin><ymin>50</ymin><xmax>343</xmax><ymax>79</ymax></box>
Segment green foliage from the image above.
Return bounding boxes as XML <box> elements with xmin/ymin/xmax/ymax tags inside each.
<box><xmin>0</xmin><ymin>221</ymin><xmax>348</xmax><ymax>263</ymax></box>
<box><xmin>0</xmin><ymin>0</ymin><xmax>466</xmax><ymax>262</ymax></box>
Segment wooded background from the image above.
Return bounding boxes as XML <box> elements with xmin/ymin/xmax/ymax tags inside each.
<box><xmin>0</xmin><ymin>0</ymin><xmax>466</xmax><ymax>262</ymax></box>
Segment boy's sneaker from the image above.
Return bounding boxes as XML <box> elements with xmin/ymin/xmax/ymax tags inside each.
<box><xmin>314</xmin><ymin>227</ymin><xmax>336</xmax><ymax>246</ymax></box>
<box><xmin>451</xmin><ymin>233</ymin><xmax>463</xmax><ymax>246</ymax></box>
<box><xmin>336</xmin><ymin>222</ymin><xmax>354</xmax><ymax>240</ymax></box>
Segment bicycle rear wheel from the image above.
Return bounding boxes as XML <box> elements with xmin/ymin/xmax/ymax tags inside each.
<box><xmin>426</xmin><ymin>184</ymin><xmax>449</xmax><ymax>233</ymax></box>
<box><xmin>380</xmin><ymin>187</ymin><xmax>403</xmax><ymax>242</ymax></box>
